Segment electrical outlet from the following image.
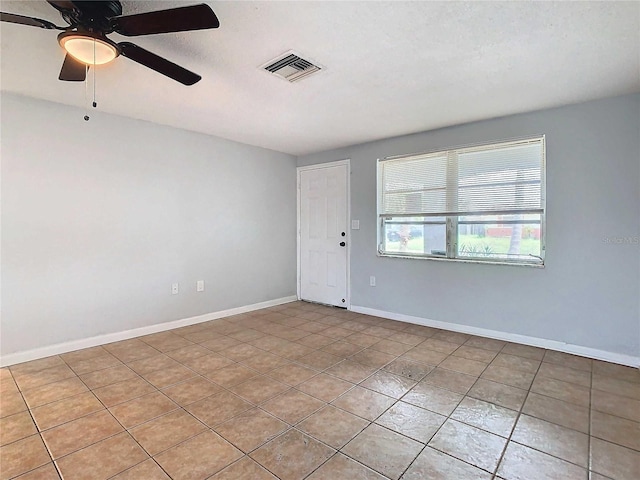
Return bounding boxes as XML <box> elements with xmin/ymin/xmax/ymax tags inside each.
<box><xmin>196</xmin><ymin>280</ymin><xmax>205</xmax><ymax>292</ymax></box>
<box><xmin>369</xmin><ymin>276</ymin><xmax>376</xmax><ymax>287</ymax></box>
<box><xmin>171</xmin><ymin>283</ymin><xmax>179</xmax><ymax>295</ymax></box>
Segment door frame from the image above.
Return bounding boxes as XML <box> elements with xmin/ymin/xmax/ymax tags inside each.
<box><xmin>297</xmin><ymin>159</ymin><xmax>351</xmax><ymax>309</ymax></box>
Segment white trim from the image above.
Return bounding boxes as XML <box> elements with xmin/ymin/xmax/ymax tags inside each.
<box><xmin>0</xmin><ymin>296</ymin><xmax>297</xmax><ymax>367</ymax></box>
<box><xmin>351</xmin><ymin>305</ymin><xmax>640</xmax><ymax>368</ymax></box>
<box><xmin>297</xmin><ymin>159</ymin><xmax>351</xmax><ymax>308</ymax></box>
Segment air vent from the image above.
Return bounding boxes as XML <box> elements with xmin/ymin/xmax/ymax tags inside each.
<box><xmin>262</xmin><ymin>51</ymin><xmax>321</xmax><ymax>83</ymax></box>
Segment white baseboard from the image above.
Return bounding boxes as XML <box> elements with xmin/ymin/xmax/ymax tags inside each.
<box><xmin>351</xmin><ymin>305</ymin><xmax>640</xmax><ymax>368</ymax></box>
<box><xmin>0</xmin><ymin>296</ymin><xmax>297</xmax><ymax>367</ymax></box>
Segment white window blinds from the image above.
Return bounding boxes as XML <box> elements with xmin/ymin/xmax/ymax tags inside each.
<box><xmin>380</xmin><ymin>137</ymin><xmax>545</xmax><ymax>218</ymax></box>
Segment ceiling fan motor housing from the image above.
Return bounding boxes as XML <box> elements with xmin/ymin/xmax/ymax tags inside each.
<box><xmin>55</xmin><ymin>1</ymin><xmax>122</xmax><ymax>32</ymax></box>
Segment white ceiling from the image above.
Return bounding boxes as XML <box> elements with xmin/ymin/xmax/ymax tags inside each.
<box><xmin>1</xmin><ymin>1</ymin><xmax>639</xmax><ymax>156</ymax></box>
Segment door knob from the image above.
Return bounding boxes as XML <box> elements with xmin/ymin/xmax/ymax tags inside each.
<box><xmin>340</xmin><ymin>241</ymin><xmax>346</xmax><ymax>247</ymax></box>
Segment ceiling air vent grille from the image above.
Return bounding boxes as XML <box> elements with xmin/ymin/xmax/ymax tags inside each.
<box><xmin>262</xmin><ymin>52</ymin><xmax>321</xmax><ymax>83</ymax></box>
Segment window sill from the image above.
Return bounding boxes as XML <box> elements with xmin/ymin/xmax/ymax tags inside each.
<box><xmin>377</xmin><ymin>251</ymin><xmax>545</xmax><ymax>268</ymax></box>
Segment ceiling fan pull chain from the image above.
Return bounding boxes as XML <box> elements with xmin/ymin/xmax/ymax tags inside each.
<box><xmin>84</xmin><ymin>64</ymin><xmax>90</xmax><ymax>121</ymax></box>
<box><xmin>92</xmin><ymin>39</ymin><xmax>97</xmax><ymax>108</ymax></box>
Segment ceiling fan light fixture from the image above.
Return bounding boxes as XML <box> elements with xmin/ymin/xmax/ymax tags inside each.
<box><xmin>58</xmin><ymin>32</ymin><xmax>118</xmax><ymax>65</ymax></box>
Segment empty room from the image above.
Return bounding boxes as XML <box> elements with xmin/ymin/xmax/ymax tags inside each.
<box><xmin>1</xmin><ymin>1</ymin><xmax>638</xmax><ymax>479</ymax></box>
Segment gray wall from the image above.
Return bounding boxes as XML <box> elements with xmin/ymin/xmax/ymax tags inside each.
<box><xmin>1</xmin><ymin>94</ymin><xmax>297</xmax><ymax>356</ymax></box>
<box><xmin>298</xmin><ymin>94</ymin><xmax>640</xmax><ymax>358</ymax></box>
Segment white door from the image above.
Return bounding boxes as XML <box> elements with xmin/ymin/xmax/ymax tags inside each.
<box><xmin>299</xmin><ymin>162</ymin><xmax>348</xmax><ymax>307</ymax></box>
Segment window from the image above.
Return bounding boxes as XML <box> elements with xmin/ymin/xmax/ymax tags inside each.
<box><xmin>378</xmin><ymin>136</ymin><xmax>545</xmax><ymax>265</ymax></box>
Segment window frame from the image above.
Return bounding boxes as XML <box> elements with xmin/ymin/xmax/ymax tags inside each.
<box><xmin>376</xmin><ymin>136</ymin><xmax>546</xmax><ymax>267</ymax></box>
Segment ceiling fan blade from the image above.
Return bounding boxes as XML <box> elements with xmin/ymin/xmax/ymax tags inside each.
<box><xmin>119</xmin><ymin>42</ymin><xmax>201</xmax><ymax>85</ymax></box>
<box><xmin>46</xmin><ymin>1</ymin><xmax>76</xmax><ymax>10</ymax></box>
<box><xmin>1</xmin><ymin>12</ymin><xmax>61</xmax><ymax>29</ymax></box>
<box><xmin>112</xmin><ymin>4</ymin><xmax>219</xmax><ymax>37</ymax></box>
<box><xmin>59</xmin><ymin>54</ymin><xmax>86</xmax><ymax>81</ymax></box>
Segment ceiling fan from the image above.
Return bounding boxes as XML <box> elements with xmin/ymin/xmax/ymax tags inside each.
<box><xmin>0</xmin><ymin>1</ymin><xmax>220</xmax><ymax>85</ymax></box>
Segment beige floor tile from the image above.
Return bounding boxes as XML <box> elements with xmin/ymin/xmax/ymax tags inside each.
<box><xmin>325</xmin><ymin>360</ymin><xmax>377</xmax><ymax>384</ymax></box>
<box><xmin>497</xmin><ymin>441</ymin><xmax>587</xmax><ymax>480</ymax></box>
<box><xmin>164</xmin><ymin>344</ymin><xmax>211</xmax><ymax>363</ymax></box>
<box><xmin>296</xmin><ymin>351</ymin><xmax>343</xmax><ymax>370</ymax></box>
<box><xmin>0</xmin><ymin>411</ymin><xmax>38</xmax><ymax>446</ymax></box>
<box><xmin>467</xmin><ymin>378</ymin><xmax>527</xmax><ymax>411</ymax></box>
<box><xmin>592</xmin><ymin>361</ymin><xmax>640</xmax><ymax>384</ymax></box>
<box><xmin>127</xmin><ymin>354</ymin><xmax>181</xmax><ymax>375</ymax></box>
<box><xmin>220</xmin><ymin>344</ymin><xmax>265</xmax><ymax>362</ymax></box>
<box><xmin>205</xmin><ymin>364</ymin><xmax>260</xmax><ymax>387</ymax></box>
<box><xmin>210</xmin><ymin>456</ymin><xmax>277</xmax><ymax>479</ymax></box>
<box><xmin>92</xmin><ymin>377</ymin><xmax>155</xmax><ymax>407</ymax></box>
<box><xmin>422</xmin><ymin>368</ymin><xmax>477</xmax><ymax>394</ymax></box>
<box><xmin>108</xmin><ymin>392</ymin><xmax>177</xmax><ymax>429</ymax></box>
<box><xmin>491</xmin><ymin>353</ymin><xmax>540</xmax><ymax>374</ymax></box>
<box><xmin>0</xmin><ymin>434</ymin><xmax>51</xmax><ymax>480</ymax></box>
<box><xmin>298</xmin><ymin>406</ymin><xmax>369</xmax><ymax>449</ymax></box>
<box><xmin>183</xmin><ymin>353</ymin><xmax>235</xmax><ymax>375</ymax></box>
<box><xmin>428</xmin><ymin>419</ymin><xmax>506</xmax><ymax>472</ymax></box>
<box><xmin>331</xmin><ymin>386</ymin><xmax>395</xmax><ymax>421</ymax></box>
<box><xmin>185</xmin><ymin>391</ymin><xmax>253</xmax><ymax>427</ymax></box>
<box><xmin>536</xmin><ymin>362</ymin><xmax>591</xmax><ymax>388</ymax></box>
<box><xmin>431</xmin><ymin>331</ymin><xmax>470</xmax><ymax>345</ymax></box>
<box><xmin>10</xmin><ymin>357</ymin><xmax>65</xmax><ymax>376</ymax></box>
<box><xmin>297</xmin><ymin>333</ymin><xmax>335</xmax><ymax>349</ymax></box>
<box><xmin>501</xmin><ymin>343</ymin><xmax>545</xmax><ymax>361</ymax></box>
<box><xmin>267</xmin><ymin>364</ymin><xmax>319</xmax><ymax>386</ymax></box>
<box><xmin>321</xmin><ymin>340</ymin><xmax>364</xmax><ymax>357</ymax></box>
<box><xmin>0</xmin><ymin>390</ymin><xmax>27</xmax><ymax>418</ymax></box>
<box><xmin>129</xmin><ymin>409</ymin><xmax>207</xmax><ymax>455</ymax></box>
<box><xmin>350</xmin><ymin>349</ymin><xmax>396</xmax><ymax>368</ymax></box>
<box><xmin>369</xmin><ymin>339</ymin><xmax>413</xmax><ymax>356</ymax></box>
<box><xmin>55</xmin><ymin>432</ymin><xmax>148</xmax><ymax>480</ymax></box>
<box><xmin>530</xmin><ymin>376</ymin><xmax>590</xmax><ymax>407</ymax></box>
<box><xmin>376</xmin><ymin>401</ymin><xmax>445</xmax><ymax>443</ymax></box>
<box><xmin>260</xmin><ymin>389</ymin><xmax>324</xmax><ymax>424</ymax></box>
<box><xmin>346</xmin><ymin>332</ymin><xmax>388</xmax><ymax>347</ymax></box>
<box><xmin>241</xmin><ymin>352</ymin><xmax>290</xmax><ymax>373</ymax></box>
<box><xmin>161</xmin><ymin>376</ymin><xmax>221</xmax><ymax>406</ymax></box>
<box><xmin>66</xmin><ymin>354</ymin><xmax>122</xmax><ymax>376</ymax></box>
<box><xmin>522</xmin><ymin>392</ymin><xmax>590</xmax><ymax>433</ymax></box>
<box><xmin>360</xmin><ymin>371</ymin><xmax>416</xmax><ymax>399</ymax></box>
<box><xmin>590</xmin><ymin>437</ymin><xmax>640</xmax><ymax>480</ymax></box>
<box><xmin>452</xmin><ymin>345</ymin><xmax>498</xmax><ymax>363</ymax></box>
<box><xmin>21</xmin><ymin>377</ymin><xmax>88</xmax><ymax>410</ymax></box>
<box><xmin>297</xmin><ymin>373</ymin><xmax>354</xmax><ymax>402</ymax></box>
<box><xmin>450</xmin><ymin>397</ymin><xmax>518</xmax><ymax>437</ymax></box>
<box><xmin>401</xmin><ymin>446</ymin><xmax>492</xmax><ymax>480</ymax></box>
<box><xmin>322</xmin><ymin>326</ymin><xmax>357</xmax><ymax>339</ymax></box>
<box><xmin>214</xmin><ymin>408</ymin><xmax>288</xmax><ymax>453</ymax></box>
<box><xmin>464</xmin><ymin>336</ymin><xmax>506</xmax><ymax>352</ymax></box>
<box><xmin>543</xmin><ymin>351</ymin><xmax>592</xmax><ymax>372</ymax></box>
<box><xmin>511</xmin><ymin>414</ymin><xmax>589</xmax><ymax>467</ymax></box>
<box><xmin>403</xmin><ymin>382</ymin><xmax>463</xmax><ymax>416</ymax></box>
<box><xmin>420</xmin><ymin>338</ymin><xmax>460</xmax><ymax>355</ymax></box>
<box><xmin>591</xmin><ymin>389</ymin><xmax>640</xmax><ymax>423</ymax></box>
<box><xmin>199</xmin><ymin>335</ymin><xmax>242</xmax><ymax>352</ymax></box>
<box><xmin>13</xmin><ymin>365</ymin><xmax>77</xmax><ymax>392</ymax></box>
<box><xmin>13</xmin><ymin>463</ymin><xmax>60</xmax><ymax>479</ymax></box>
<box><xmin>229</xmin><ymin>376</ymin><xmax>290</xmax><ymax>404</ymax></box>
<box><xmin>592</xmin><ymin>374</ymin><xmax>640</xmax><ymax>401</ymax></box>
<box><xmin>141</xmin><ymin>334</ymin><xmax>194</xmax><ymax>353</ymax></box>
<box><xmin>41</xmin><ymin>410</ymin><xmax>123</xmax><ymax>459</ymax></box>
<box><xmin>382</xmin><ymin>358</ymin><xmax>433</xmax><ymax>381</ymax></box>
<box><xmin>388</xmin><ymin>331</ymin><xmax>426</xmax><ymax>346</ymax></box>
<box><xmin>250</xmin><ymin>429</ymin><xmax>335</xmax><ymax>480</ymax></box>
<box><xmin>110</xmin><ymin>459</ymin><xmax>170</xmax><ymax>479</ymax></box>
<box><xmin>79</xmin><ymin>364</ymin><xmax>138</xmax><ymax>390</ymax></box>
<box><xmin>104</xmin><ymin>340</ymin><xmax>159</xmax><ymax>364</ymax></box>
<box><xmin>141</xmin><ymin>364</ymin><xmax>197</xmax><ymax>389</ymax></box>
<box><xmin>154</xmin><ymin>430</ymin><xmax>242</xmax><ymax>480</ymax></box>
<box><xmin>31</xmin><ymin>391</ymin><xmax>103</xmax><ymax>431</ymax></box>
<box><xmin>481</xmin><ymin>364</ymin><xmax>535</xmax><ymax>390</ymax></box>
<box><xmin>228</xmin><ymin>328</ymin><xmax>266</xmax><ymax>342</ymax></box>
<box><xmin>342</xmin><ymin>423</ymin><xmax>422</xmax><ymax>479</ymax></box>
<box><xmin>400</xmin><ymin>343</ymin><xmax>449</xmax><ymax>367</ymax></box>
<box><xmin>307</xmin><ymin>453</ymin><xmax>386</xmax><ymax>480</ymax></box>
<box><xmin>591</xmin><ymin>410</ymin><xmax>640</xmax><ymax>451</ymax></box>
<box><xmin>439</xmin><ymin>356</ymin><xmax>488</xmax><ymax>377</ymax></box>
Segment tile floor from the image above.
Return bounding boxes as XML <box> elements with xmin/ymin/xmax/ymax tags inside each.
<box><xmin>1</xmin><ymin>301</ymin><xmax>639</xmax><ymax>480</ymax></box>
